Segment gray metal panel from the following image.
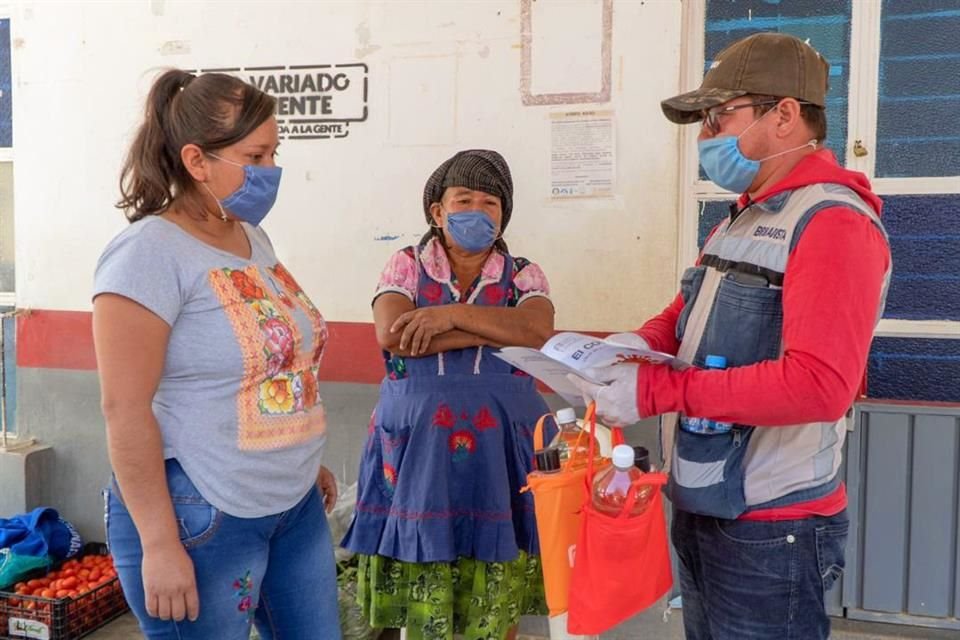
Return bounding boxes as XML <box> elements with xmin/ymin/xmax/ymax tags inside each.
<box><xmin>860</xmin><ymin>411</ymin><xmax>911</xmax><ymax>613</ymax></box>
<box><xmin>907</xmin><ymin>415</ymin><xmax>958</xmax><ymax>618</ymax></box>
<box><xmin>858</xmin><ymin>401</ymin><xmax>960</xmax><ymax>417</ymax></box>
<box><xmin>845</xmin><ymin>609</ymin><xmax>960</xmax><ymax>632</ymax></box>
<box><xmin>957</xmin><ymin>465</ymin><xmax>960</xmax><ymax>629</ymax></box>
<box><xmin>845</xmin><ymin>401</ymin><xmax>960</xmax><ymax>631</ymax></box>
<box><xmin>842</xmin><ymin>416</ymin><xmax>864</xmax><ymax>611</ymax></box>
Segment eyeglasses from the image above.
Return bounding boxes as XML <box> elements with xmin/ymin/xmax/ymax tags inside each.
<box><xmin>700</xmin><ymin>100</ymin><xmax>781</xmax><ymax>135</ymax></box>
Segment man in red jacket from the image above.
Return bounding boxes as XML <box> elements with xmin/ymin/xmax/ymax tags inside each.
<box><xmin>573</xmin><ymin>33</ymin><xmax>891</xmax><ymax>640</ymax></box>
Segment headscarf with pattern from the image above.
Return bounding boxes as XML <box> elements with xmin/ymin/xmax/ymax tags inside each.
<box><xmin>421</xmin><ymin>149</ymin><xmax>513</xmax><ymax>252</ymax></box>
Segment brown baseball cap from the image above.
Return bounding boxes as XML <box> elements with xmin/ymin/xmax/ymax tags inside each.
<box><xmin>661</xmin><ymin>32</ymin><xmax>830</xmax><ymax>124</ymax></box>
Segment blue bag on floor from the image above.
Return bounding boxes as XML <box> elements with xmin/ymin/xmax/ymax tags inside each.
<box><xmin>0</xmin><ymin>507</ymin><xmax>82</xmax><ymax>589</ymax></box>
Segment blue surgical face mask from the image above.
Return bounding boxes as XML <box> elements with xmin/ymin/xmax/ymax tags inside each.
<box><xmin>204</xmin><ymin>153</ymin><xmax>282</xmax><ymax>226</ymax></box>
<box><xmin>698</xmin><ymin>136</ymin><xmax>761</xmax><ymax>194</ymax></box>
<box><xmin>443</xmin><ymin>210</ymin><xmax>498</xmax><ymax>253</ymax></box>
<box><xmin>698</xmin><ymin>109</ymin><xmax>817</xmax><ymax>194</ymax></box>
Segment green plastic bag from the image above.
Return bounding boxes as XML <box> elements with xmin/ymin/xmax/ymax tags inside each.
<box><xmin>0</xmin><ymin>548</ymin><xmax>52</xmax><ymax>590</ymax></box>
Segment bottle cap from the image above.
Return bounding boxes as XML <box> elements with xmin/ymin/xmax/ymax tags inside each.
<box><xmin>556</xmin><ymin>407</ymin><xmax>577</xmax><ymax>424</ymax></box>
<box><xmin>633</xmin><ymin>446</ymin><xmax>651</xmax><ymax>472</ymax></box>
<box><xmin>705</xmin><ymin>354</ymin><xmax>728</xmax><ymax>369</ymax></box>
<box><xmin>534</xmin><ymin>447</ymin><xmax>561</xmax><ymax>472</ymax></box>
<box><xmin>612</xmin><ymin>444</ymin><xmax>634</xmax><ymax>469</ymax></box>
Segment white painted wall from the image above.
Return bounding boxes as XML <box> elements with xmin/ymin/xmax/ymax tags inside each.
<box><xmin>12</xmin><ymin>0</ymin><xmax>684</xmax><ymax>331</ymax></box>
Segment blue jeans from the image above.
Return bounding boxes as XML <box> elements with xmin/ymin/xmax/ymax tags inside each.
<box><xmin>105</xmin><ymin>459</ymin><xmax>342</xmax><ymax>640</ymax></box>
<box><xmin>672</xmin><ymin>508</ymin><xmax>848</xmax><ymax>640</ymax></box>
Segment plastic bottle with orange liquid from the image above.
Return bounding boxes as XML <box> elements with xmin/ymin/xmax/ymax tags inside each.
<box><xmin>548</xmin><ymin>407</ymin><xmax>601</xmax><ymax>470</ymax></box>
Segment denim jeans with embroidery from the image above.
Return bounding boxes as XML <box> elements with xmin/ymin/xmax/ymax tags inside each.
<box><xmin>672</xmin><ymin>508</ymin><xmax>848</xmax><ymax>640</ymax></box>
<box><xmin>105</xmin><ymin>459</ymin><xmax>341</xmax><ymax>640</ymax></box>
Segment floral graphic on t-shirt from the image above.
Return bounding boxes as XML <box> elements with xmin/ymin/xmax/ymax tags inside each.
<box><xmin>230</xmin><ymin>270</ymin><xmax>266</xmax><ymax>300</ymax></box>
<box><xmin>270</xmin><ymin>262</ymin><xmax>301</xmax><ymax>294</ymax></box>
<box><xmin>299</xmin><ymin>368</ymin><xmax>318</xmax><ymax>411</ymax></box>
<box><xmin>269</xmin><ymin>263</ymin><xmax>327</xmax><ymax>366</ymax></box>
<box><xmin>263</xmin><ymin>318</ymin><xmax>296</xmax><ymax>377</ymax></box>
<box><xmin>260</xmin><ymin>376</ymin><xmax>295</xmax><ymax>414</ymax></box>
<box><xmin>209</xmin><ymin>264</ymin><xmax>327</xmax><ymax>450</ymax></box>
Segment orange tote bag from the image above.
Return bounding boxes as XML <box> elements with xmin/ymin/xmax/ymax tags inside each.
<box><xmin>523</xmin><ymin>404</ymin><xmax>608</xmax><ymax>616</ymax></box>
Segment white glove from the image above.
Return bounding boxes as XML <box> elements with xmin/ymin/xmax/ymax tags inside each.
<box><xmin>605</xmin><ymin>332</ymin><xmax>650</xmax><ymax>351</ymax></box>
<box><xmin>567</xmin><ymin>364</ymin><xmax>641</xmax><ymax>426</ymax></box>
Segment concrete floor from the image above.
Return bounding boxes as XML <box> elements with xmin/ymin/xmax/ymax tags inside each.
<box><xmin>86</xmin><ymin>601</ymin><xmax>958</xmax><ymax>640</ymax></box>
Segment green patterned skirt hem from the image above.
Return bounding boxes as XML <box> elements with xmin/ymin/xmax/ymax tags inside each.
<box><xmin>356</xmin><ymin>552</ymin><xmax>547</xmax><ymax>640</ymax></box>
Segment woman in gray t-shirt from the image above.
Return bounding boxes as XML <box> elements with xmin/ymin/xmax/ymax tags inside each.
<box><xmin>93</xmin><ymin>69</ymin><xmax>341</xmax><ymax>639</ymax></box>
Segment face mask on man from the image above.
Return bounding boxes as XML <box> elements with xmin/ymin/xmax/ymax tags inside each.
<box><xmin>698</xmin><ymin>109</ymin><xmax>816</xmax><ymax>194</ymax></box>
<box><xmin>443</xmin><ymin>210</ymin><xmax>498</xmax><ymax>253</ymax></box>
<box><xmin>202</xmin><ymin>153</ymin><xmax>283</xmax><ymax>226</ymax></box>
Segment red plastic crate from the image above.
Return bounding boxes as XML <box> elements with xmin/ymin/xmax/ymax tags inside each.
<box><xmin>0</xmin><ymin>546</ymin><xmax>128</xmax><ymax>640</ymax></box>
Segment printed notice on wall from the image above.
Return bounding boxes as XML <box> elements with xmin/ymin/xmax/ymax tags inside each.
<box><xmin>550</xmin><ymin>111</ymin><xmax>615</xmax><ymax>198</ymax></box>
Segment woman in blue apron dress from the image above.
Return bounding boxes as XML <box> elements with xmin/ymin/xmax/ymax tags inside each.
<box><xmin>342</xmin><ymin>150</ymin><xmax>555</xmax><ymax>640</ymax></box>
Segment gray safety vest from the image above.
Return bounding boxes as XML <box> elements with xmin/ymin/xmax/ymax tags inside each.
<box><xmin>663</xmin><ymin>183</ymin><xmax>891</xmax><ymax>518</ymax></box>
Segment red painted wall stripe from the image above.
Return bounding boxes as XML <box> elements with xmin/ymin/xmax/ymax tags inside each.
<box><xmin>15</xmin><ymin>310</ymin><xmax>607</xmax><ymax>388</ymax></box>
<box><xmin>322</xmin><ymin>321</ymin><xmax>384</xmax><ymax>384</ymax></box>
<box><xmin>17</xmin><ymin>310</ymin><xmax>98</xmax><ymax>371</ymax></box>
<box><xmin>17</xmin><ymin>310</ymin><xmax>387</xmax><ymax>384</ymax></box>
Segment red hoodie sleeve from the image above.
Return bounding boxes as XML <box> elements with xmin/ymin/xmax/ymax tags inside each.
<box><xmin>636</xmin><ymin>207</ymin><xmax>890</xmax><ymax>425</ymax></box>
<box><xmin>635</xmin><ymin>293</ymin><xmax>683</xmax><ymax>355</ymax></box>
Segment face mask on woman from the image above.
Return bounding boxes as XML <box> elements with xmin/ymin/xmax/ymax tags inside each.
<box><xmin>444</xmin><ymin>210</ymin><xmax>498</xmax><ymax>252</ymax></box>
<box><xmin>204</xmin><ymin>153</ymin><xmax>283</xmax><ymax>226</ymax></box>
